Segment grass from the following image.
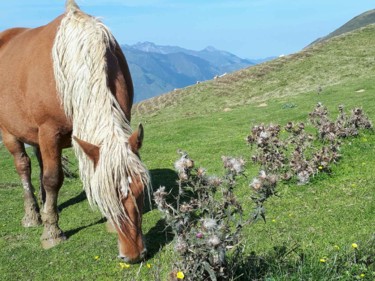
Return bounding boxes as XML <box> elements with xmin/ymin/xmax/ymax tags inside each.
<box><xmin>1</xmin><ymin>26</ymin><xmax>375</xmax><ymax>280</ymax></box>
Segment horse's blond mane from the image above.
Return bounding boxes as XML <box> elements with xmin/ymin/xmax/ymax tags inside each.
<box><xmin>52</xmin><ymin>1</ymin><xmax>150</xmax><ymax>227</ymax></box>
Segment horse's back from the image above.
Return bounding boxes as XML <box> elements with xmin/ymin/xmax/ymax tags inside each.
<box><xmin>0</xmin><ymin>16</ymin><xmax>71</xmax><ymax>146</ymax></box>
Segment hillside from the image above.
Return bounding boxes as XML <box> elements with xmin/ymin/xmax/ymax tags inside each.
<box><xmin>133</xmin><ymin>24</ymin><xmax>375</xmax><ymax>119</ymax></box>
<box><xmin>311</xmin><ymin>9</ymin><xmax>375</xmax><ymax>45</ymax></box>
<box><xmin>121</xmin><ymin>42</ymin><xmax>254</xmax><ymax>101</ymax></box>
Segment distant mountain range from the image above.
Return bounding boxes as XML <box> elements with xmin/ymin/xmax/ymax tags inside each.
<box><xmin>121</xmin><ymin>42</ymin><xmax>255</xmax><ymax>101</ymax></box>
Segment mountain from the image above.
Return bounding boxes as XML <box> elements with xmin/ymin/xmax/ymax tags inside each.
<box><xmin>133</xmin><ymin>23</ymin><xmax>375</xmax><ymax>117</ymax></box>
<box><xmin>310</xmin><ymin>9</ymin><xmax>375</xmax><ymax>45</ymax></box>
<box><xmin>121</xmin><ymin>42</ymin><xmax>254</xmax><ymax>102</ymax></box>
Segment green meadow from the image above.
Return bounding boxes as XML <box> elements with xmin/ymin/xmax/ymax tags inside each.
<box><xmin>1</xmin><ymin>25</ymin><xmax>375</xmax><ymax>280</ymax></box>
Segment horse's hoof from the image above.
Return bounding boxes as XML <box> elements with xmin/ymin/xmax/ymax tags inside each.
<box><xmin>22</xmin><ymin>213</ymin><xmax>42</xmax><ymax>227</ymax></box>
<box><xmin>105</xmin><ymin>220</ymin><xmax>117</xmax><ymax>233</ymax></box>
<box><xmin>40</xmin><ymin>223</ymin><xmax>67</xmax><ymax>249</ymax></box>
<box><xmin>41</xmin><ymin>234</ymin><xmax>67</xmax><ymax>250</ymax></box>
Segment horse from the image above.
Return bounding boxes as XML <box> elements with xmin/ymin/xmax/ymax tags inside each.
<box><xmin>0</xmin><ymin>0</ymin><xmax>150</xmax><ymax>263</ymax></box>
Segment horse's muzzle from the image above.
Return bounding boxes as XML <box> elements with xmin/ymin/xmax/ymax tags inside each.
<box><xmin>118</xmin><ymin>248</ymin><xmax>147</xmax><ymax>264</ymax></box>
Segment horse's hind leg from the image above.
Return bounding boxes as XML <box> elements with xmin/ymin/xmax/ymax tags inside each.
<box><xmin>38</xmin><ymin>128</ymin><xmax>66</xmax><ymax>249</ymax></box>
<box><xmin>1</xmin><ymin>130</ymin><xmax>42</xmax><ymax>227</ymax></box>
<box><xmin>33</xmin><ymin>147</ymin><xmax>46</xmax><ymax>204</ymax></box>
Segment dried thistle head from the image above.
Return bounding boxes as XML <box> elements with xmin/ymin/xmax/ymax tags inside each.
<box><xmin>154</xmin><ymin>186</ymin><xmax>168</xmax><ymax>211</ymax></box>
<box><xmin>202</xmin><ymin>218</ymin><xmax>218</xmax><ymax>231</ymax></box>
<box><xmin>175</xmin><ymin>150</ymin><xmax>195</xmax><ymax>181</ymax></box>
<box><xmin>222</xmin><ymin>156</ymin><xmax>246</xmax><ymax>175</ymax></box>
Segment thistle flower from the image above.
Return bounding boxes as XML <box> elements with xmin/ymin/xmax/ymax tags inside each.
<box><xmin>178</xmin><ymin>172</ymin><xmax>189</xmax><ymax>181</ymax></box>
<box><xmin>250</xmin><ymin>178</ymin><xmax>262</xmax><ymax>191</ymax></box>
<box><xmin>180</xmin><ymin>203</ymin><xmax>193</xmax><ymax>213</ymax></box>
<box><xmin>154</xmin><ymin>186</ymin><xmax>168</xmax><ymax>211</ymax></box>
<box><xmin>175</xmin><ymin>237</ymin><xmax>188</xmax><ymax>254</ymax></box>
<box><xmin>208</xmin><ymin>235</ymin><xmax>221</xmax><ymax>247</ymax></box>
<box><xmin>259</xmin><ymin>170</ymin><xmax>267</xmax><ymax>180</ymax></box>
<box><xmin>175</xmin><ymin>151</ymin><xmax>194</xmax><ymax>172</ymax></box>
<box><xmin>297</xmin><ymin>170</ymin><xmax>310</xmax><ymax>185</ymax></box>
<box><xmin>196</xmin><ymin>232</ymin><xmax>203</xmax><ymax>239</ymax></box>
<box><xmin>222</xmin><ymin>156</ymin><xmax>245</xmax><ymax>175</ymax></box>
<box><xmin>196</xmin><ymin>167</ymin><xmax>206</xmax><ymax>178</ymax></box>
<box><xmin>206</xmin><ymin>176</ymin><xmax>223</xmax><ymax>187</ymax></box>
<box><xmin>202</xmin><ymin>218</ymin><xmax>217</xmax><ymax>231</ymax></box>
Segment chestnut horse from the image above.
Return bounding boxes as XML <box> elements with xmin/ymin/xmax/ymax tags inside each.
<box><xmin>0</xmin><ymin>0</ymin><xmax>150</xmax><ymax>263</ymax></box>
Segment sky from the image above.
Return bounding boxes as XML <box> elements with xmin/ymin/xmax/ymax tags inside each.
<box><xmin>0</xmin><ymin>1</ymin><xmax>374</xmax><ymax>59</ymax></box>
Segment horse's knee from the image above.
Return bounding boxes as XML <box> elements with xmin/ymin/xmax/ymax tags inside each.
<box><xmin>42</xmin><ymin>169</ymin><xmax>64</xmax><ymax>191</ymax></box>
<box><xmin>15</xmin><ymin>153</ymin><xmax>31</xmax><ymax>175</ymax></box>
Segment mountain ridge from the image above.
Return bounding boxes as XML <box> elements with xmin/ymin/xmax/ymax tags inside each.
<box><xmin>133</xmin><ymin>23</ymin><xmax>375</xmax><ymax>118</ymax></box>
<box><xmin>310</xmin><ymin>9</ymin><xmax>375</xmax><ymax>45</ymax></box>
<box><xmin>121</xmin><ymin>42</ymin><xmax>254</xmax><ymax>101</ymax></box>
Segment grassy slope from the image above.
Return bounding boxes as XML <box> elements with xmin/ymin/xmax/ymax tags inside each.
<box><xmin>1</xmin><ymin>26</ymin><xmax>375</xmax><ymax>280</ymax></box>
<box><xmin>322</xmin><ymin>10</ymin><xmax>375</xmax><ymax>42</ymax></box>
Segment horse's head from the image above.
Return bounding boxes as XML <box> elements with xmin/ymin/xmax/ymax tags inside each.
<box><xmin>73</xmin><ymin>124</ymin><xmax>148</xmax><ymax>263</ymax></box>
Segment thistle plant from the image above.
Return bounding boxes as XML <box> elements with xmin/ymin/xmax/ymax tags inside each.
<box><xmin>247</xmin><ymin>124</ymin><xmax>287</xmax><ymax>173</ymax></box>
<box><xmin>154</xmin><ymin>151</ymin><xmax>277</xmax><ymax>281</ymax></box>
<box><xmin>248</xmin><ymin>103</ymin><xmax>372</xmax><ymax>185</ymax></box>
<box><xmin>309</xmin><ymin>103</ymin><xmax>373</xmax><ymax>141</ymax></box>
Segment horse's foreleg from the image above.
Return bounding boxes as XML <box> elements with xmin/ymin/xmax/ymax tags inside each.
<box><xmin>1</xmin><ymin>130</ymin><xmax>41</xmax><ymax>227</ymax></box>
<box><xmin>38</xmin><ymin>130</ymin><xmax>67</xmax><ymax>249</ymax></box>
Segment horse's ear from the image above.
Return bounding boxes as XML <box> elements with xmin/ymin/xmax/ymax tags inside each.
<box><xmin>129</xmin><ymin>123</ymin><xmax>144</xmax><ymax>154</ymax></box>
<box><xmin>73</xmin><ymin>136</ymin><xmax>100</xmax><ymax>168</ymax></box>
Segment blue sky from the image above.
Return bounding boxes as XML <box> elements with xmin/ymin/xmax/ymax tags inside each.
<box><xmin>1</xmin><ymin>1</ymin><xmax>374</xmax><ymax>58</ymax></box>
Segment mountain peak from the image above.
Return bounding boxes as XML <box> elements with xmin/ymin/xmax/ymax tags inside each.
<box><xmin>132</xmin><ymin>41</ymin><xmax>161</xmax><ymax>53</ymax></box>
<box><xmin>203</xmin><ymin>46</ymin><xmax>218</xmax><ymax>52</ymax></box>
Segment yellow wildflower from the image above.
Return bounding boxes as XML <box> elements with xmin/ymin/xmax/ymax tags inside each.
<box><xmin>146</xmin><ymin>263</ymin><xmax>152</xmax><ymax>269</ymax></box>
<box><xmin>359</xmin><ymin>273</ymin><xmax>365</xmax><ymax>278</ymax></box>
<box><xmin>319</xmin><ymin>258</ymin><xmax>327</xmax><ymax>263</ymax></box>
<box><xmin>119</xmin><ymin>262</ymin><xmax>130</xmax><ymax>269</ymax></box>
<box><xmin>271</xmin><ymin>219</ymin><xmax>276</xmax><ymax>223</ymax></box>
<box><xmin>176</xmin><ymin>271</ymin><xmax>185</xmax><ymax>279</ymax></box>
<box><xmin>318</xmin><ymin>166</ymin><xmax>323</xmax><ymax>170</ymax></box>
<box><xmin>333</xmin><ymin>245</ymin><xmax>340</xmax><ymax>251</ymax></box>
<box><xmin>94</xmin><ymin>255</ymin><xmax>100</xmax><ymax>260</ymax></box>
<box><xmin>351</xmin><ymin>243</ymin><xmax>358</xmax><ymax>249</ymax></box>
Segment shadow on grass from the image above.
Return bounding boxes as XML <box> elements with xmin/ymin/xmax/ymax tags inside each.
<box><xmin>144</xmin><ymin>168</ymin><xmax>178</xmax><ymax>213</ymax></box>
<box><xmin>143</xmin><ymin>168</ymin><xmax>179</xmax><ymax>259</ymax></box>
<box><xmin>64</xmin><ymin>217</ymin><xmax>106</xmax><ymax>238</ymax></box>
<box><xmin>229</xmin><ymin>244</ymin><xmax>304</xmax><ymax>280</ymax></box>
<box><xmin>144</xmin><ymin>219</ymin><xmax>174</xmax><ymax>260</ymax></box>
<box><xmin>59</xmin><ymin>191</ymin><xmax>87</xmax><ymax>211</ymax></box>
